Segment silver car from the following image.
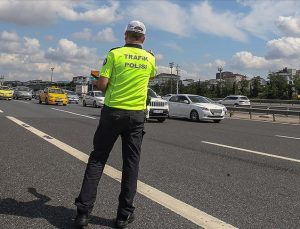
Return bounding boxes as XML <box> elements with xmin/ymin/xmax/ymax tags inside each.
<box><xmin>13</xmin><ymin>86</ymin><xmax>33</xmax><ymax>100</ymax></box>
<box><xmin>66</xmin><ymin>90</ymin><xmax>79</xmax><ymax>104</ymax></box>
<box><xmin>82</xmin><ymin>91</ymin><xmax>105</xmax><ymax>108</ymax></box>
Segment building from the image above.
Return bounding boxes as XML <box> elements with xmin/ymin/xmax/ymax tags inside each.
<box><xmin>182</xmin><ymin>79</ymin><xmax>195</xmax><ymax>86</ymax></box>
<box><xmin>216</xmin><ymin>71</ymin><xmax>247</xmax><ymax>83</ymax></box>
<box><xmin>268</xmin><ymin>67</ymin><xmax>297</xmax><ymax>84</ymax></box>
<box><xmin>72</xmin><ymin>76</ymin><xmax>88</xmax><ymax>85</ymax></box>
<box><xmin>149</xmin><ymin>73</ymin><xmax>180</xmax><ymax>86</ymax></box>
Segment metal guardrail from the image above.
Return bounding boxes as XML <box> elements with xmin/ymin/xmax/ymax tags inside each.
<box><xmin>251</xmin><ymin>99</ymin><xmax>300</xmax><ymax>105</ymax></box>
<box><xmin>227</xmin><ymin>106</ymin><xmax>300</xmax><ymax>123</ymax></box>
<box><xmin>212</xmin><ymin>98</ymin><xmax>300</xmax><ymax>105</ymax></box>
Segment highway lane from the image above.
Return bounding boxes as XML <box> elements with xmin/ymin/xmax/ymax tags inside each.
<box><xmin>0</xmin><ymin>105</ymin><xmax>199</xmax><ymax>229</ymax></box>
<box><xmin>1</xmin><ymin>99</ymin><xmax>300</xmax><ymax>228</ymax></box>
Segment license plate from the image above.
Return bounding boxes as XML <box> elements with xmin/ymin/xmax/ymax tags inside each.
<box><xmin>56</xmin><ymin>99</ymin><xmax>62</xmax><ymax>101</ymax></box>
<box><xmin>214</xmin><ymin>113</ymin><xmax>221</xmax><ymax>116</ymax></box>
<box><xmin>153</xmin><ymin>110</ymin><xmax>163</xmax><ymax>113</ymax></box>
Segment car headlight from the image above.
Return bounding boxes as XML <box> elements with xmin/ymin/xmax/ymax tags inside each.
<box><xmin>199</xmin><ymin>107</ymin><xmax>209</xmax><ymax>111</ymax></box>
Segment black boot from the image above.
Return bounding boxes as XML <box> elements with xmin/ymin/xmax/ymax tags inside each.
<box><xmin>74</xmin><ymin>213</ymin><xmax>89</xmax><ymax>228</ymax></box>
<box><xmin>115</xmin><ymin>213</ymin><xmax>135</xmax><ymax>229</ymax></box>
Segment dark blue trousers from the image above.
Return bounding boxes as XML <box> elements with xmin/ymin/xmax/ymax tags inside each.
<box><xmin>75</xmin><ymin>105</ymin><xmax>145</xmax><ymax>218</ymax></box>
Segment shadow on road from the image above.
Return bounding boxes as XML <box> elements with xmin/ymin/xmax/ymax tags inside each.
<box><xmin>0</xmin><ymin>187</ymin><xmax>115</xmax><ymax>228</ymax></box>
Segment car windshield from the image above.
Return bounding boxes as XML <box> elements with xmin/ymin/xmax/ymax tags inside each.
<box><xmin>94</xmin><ymin>92</ymin><xmax>103</xmax><ymax>97</ymax></box>
<box><xmin>67</xmin><ymin>91</ymin><xmax>76</xmax><ymax>95</ymax></box>
<box><xmin>49</xmin><ymin>89</ymin><xmax>64</xmax><ymax>94</ymax></box>
<box><xmin>148</xmin><ymin>89</ymin><xmax>158</xmax><ymax>98</ymax></box>
<box><xmin>0</xmin><ymin>86</ymin><xmax>10</xmax><ymax>90</ymax></box>
<box><xmin>188</xmin><ymin>95</ymin><xmax>210</xmax><ymax>103</ymax></box>
<box><xmin>17</xmin><ymin>87</ymin><xmax>31</xmax><ymax>92</ymax></box>
<box><xmin>240</xmin><ymin>96</ymin><xmax>248</xmax><ymax>100</ymax></box>
<box><xmin>203</xmin><ymin>97</ymin><xmax>216</xmax><ymax>103</ymax></box>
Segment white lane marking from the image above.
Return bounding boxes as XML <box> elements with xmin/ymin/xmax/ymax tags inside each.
<box><xmin>228</xmin><ymin>117</ymin><xmax>300</xmax><ymax>126</ymax></box>
<box><xmin>0</xmin><ymin>109</ymin><xmax>3</xmax><ymax>113</ymax></box>
<box><xmin>13</xmin><ymin>100</ymin><xmax>29</xmax><ymax>104</ymax></box>
<box><xmin>7</xmin><ymin>115</ymin><xmax>236</xmax><ymax>229</ymax></box>
<box><xmin>275</xmin><ymin>135</ymin><xmax>300</xmax><ymax>140</ymax></box>
<box><xmin>51</xmin><ymin>108</ymin><xmax>97</xmax><ymax>120</ymax></box>
<box><xmin>202</xmin><ymin>141</ymin><xmax>300</xmax><ymax>164</ymax></box>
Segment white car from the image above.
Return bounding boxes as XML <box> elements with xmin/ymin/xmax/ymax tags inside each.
<box><xmin>146</xmin><ymin>88</ymin><xmax>169</xmax><ymax>122</ymax></box>
<box><xmin>83</xmin><ymin>91</ymin><xmax>105</xmax><ymax>108</ymax></box>
<box><xmin>218</xmin><ymin>95</ymin><xmax>250</xmax><ymax>106</ymax></box>
<box><xmin>168</xmin><ymin>94</ymin><xmax>226</xmax><ymax>123</ymax></box>
<box><xmin>161</xmin><ymin>94</ymin><xmax>175</xmax><ymax>101</ymax></box>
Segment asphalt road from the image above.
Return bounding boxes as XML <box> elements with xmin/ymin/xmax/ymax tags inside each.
<box><xmin>1</xmin><ymin>99</ymin><xmax>300</xmax><ymax>229</ymax></box>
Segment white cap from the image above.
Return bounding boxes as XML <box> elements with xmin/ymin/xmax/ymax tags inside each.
<box><xmin>125</xmin><ymin>20</ymin><xmax>146</xmax><ymax>35</ymax></box>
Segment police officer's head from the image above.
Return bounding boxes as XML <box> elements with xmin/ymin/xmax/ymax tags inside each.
<box><xmin>125</xmin><ymin>20</ymin><xmax>146</xmax><ymax>44</ymax></box>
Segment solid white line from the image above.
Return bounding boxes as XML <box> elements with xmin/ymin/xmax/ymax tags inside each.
<box><xmin>51</xmin><ymin>108</ymin><xmax>97</xmax><ymax>120</ymax></box>
<box><xmin>6</xmin><ymin>115</ymin><xmax>236</xmax><ymax>229</ymax></box>
<box><xmin>202</xmin><ymin>141</ymin><xmax>300</xmax><ymax>164</ymax></box>
<box><xmin>275</xmin><ymin>135</ymin><xmax>300</xmax><ymax>140</ymax></box>
<box><xmin>0</xmin><ymin>109</ymin><xmax>3</xmax><ymax>113</ymax></box>
<box><xmin>14</xmin><ymin>100</ymin><xmax>29</xmax><ymax>104</ymax></box>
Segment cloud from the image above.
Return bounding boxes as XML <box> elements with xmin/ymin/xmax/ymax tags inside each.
<box><xmin>276</xmin><ymin>16</ymin><xmax>300</xmax><ymax>37</ymax></box>
<box><xmin>0</xmin><ymin>32</ymin><xmax>101</xmax><ymax>81</ymax></box>
<box><xmin>128</xmin><ymin>1</ymin><xmax>189</xmax><ymax>36</ymax></box>
<box><xmin>94</xmin><ymin>27</ymin><xmax>117</xmax><ymax>43</ymax></box>
<box><xmin>0</xmin><ymin>31</ymin><xmax>20</xmax><ymax>53</ymax></box>
<box><xmin>239</xmin><ymin>0</ymin><xmax>300</xmax><ymax>39</ymax></box>
<box><xmin>190</xmin><ymin>1</ymin><xmax>247</xmax><ymax>42</ymax></box>
<box><xmin>266</xmin><ymin>37</ymin><xmax>300</xmax><ymax>59</ymax></box>
<box><xmin>204</xmin><ymin>59</ymin><xmax>226</xmax><ymax>68</ymax></box>
<box><xmin>72</xmin><ymin>28</ymin><xmax>92</xmax><ymax>40</ymax></box>
<box><xmin>45</xmin><ymin>38</ymin><xmax>98</xmax><ymax>65</ymax></box>
<box><xmin>165</xmin><ymin>42</ymin><xmax>183</xmax><ymax>52</ymax></box>
<box><xmin>0</xmin><ymin>0</ymin><xmax>122</xmax><ymax>25</ymax></box>
<box><xmin>230</xmin><ymin>51</ymin><xmax>271</xmax><ymax>69</ymax></box>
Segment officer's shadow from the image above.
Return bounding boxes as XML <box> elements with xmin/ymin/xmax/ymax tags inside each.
<box><xmin>0</xmin><ymin>187</ymin><xmax>115</xmax><ymax>228</ymax></box>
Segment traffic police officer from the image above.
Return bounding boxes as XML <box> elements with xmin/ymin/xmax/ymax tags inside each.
<box><xmin>75</xmin><ymin>20</ymin><xmax>156</xmax><ymax>228</ymax></box>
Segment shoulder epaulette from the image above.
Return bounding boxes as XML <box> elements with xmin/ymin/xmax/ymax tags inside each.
<box><xmin>147</xmin><ymin>50</ymin><xmax>154</xmax><ymax>56</ymax></box>
<box><xmin>109</xmin><ymin>47</ymin><xmax>121</xmax><ymax>52</ymax></box>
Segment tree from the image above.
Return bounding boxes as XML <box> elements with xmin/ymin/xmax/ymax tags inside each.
<box><xmin>239</xmin><ymin>79</ymin><xmax>249</xmax><ymax>96</ymax></box>
<box><xmin>266</xmin><ymin>74</ymin><xmax>289</xmax><ymax>99</ymax></box>
<box><xmin>250</xmin><ymin>77</ymin><xmax>262</xmax><ymax>98</ymax></box>
<box><xmin>294</xmin><ymin>75</ymin><xmax>300</xmax><ymax>97</ymax></box>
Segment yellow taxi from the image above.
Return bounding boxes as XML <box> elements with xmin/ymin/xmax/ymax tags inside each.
<box><xmin>0</xmin><ymin>86</ymin><xmax>13</xmax><ymax>100</ymax></box>
<box><xmin>39</xmin><ymin>86</ymin><xmax>68</xmax><ymax>105</ymax></box>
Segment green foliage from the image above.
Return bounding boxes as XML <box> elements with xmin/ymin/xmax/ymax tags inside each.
<box><xmin>151</xmin><ymin>74</ymin><xmax>298</xmax><ymax>100</ymax></box>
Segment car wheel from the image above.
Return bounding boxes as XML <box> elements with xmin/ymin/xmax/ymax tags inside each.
<box><xmin>83</xmin><ymin>100</ymin><xmax>86</xmax><ymax>107</ymax></box>
<box><xmin>234</xmin><ymin>103</ymin><xmax>238</xmax><ymax>106</ymax></box>
<box><xmin>190</xmin><ymin>110</ymin><xmax>199</xmax><ymax>121</ymax></box>
<box><xmin>93</xmin><ymin>101</ymin><xmax>97</xmax><ymax>108</ymax></box>
<box><xmin>45</xmin><ymin>98</ymin><xmax>49</xmax><ymax>105</ymax></box>
<box><xmin>157</xmin><ymin>118</ymin><xmax>166</xmax><ymax>123</ymax></box>
<box><xmin>39</xmin><ymin>99</ymin><xmax>42</xmax><ymax>104</ymax></box>
<box><xmin>213</xmin><ymin>120</ymin><xmax>221</xmax><ymax>123</ymax></box>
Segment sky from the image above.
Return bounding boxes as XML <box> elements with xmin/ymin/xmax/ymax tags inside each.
<box><xmin>1</xmin><ymin>0</ymin><xmax>300</xmax><ymax>82</ymax></box>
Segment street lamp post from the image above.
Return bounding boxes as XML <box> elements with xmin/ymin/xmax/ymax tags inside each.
<box><xmin>169</xmin><ymin>62</ymin><xmax>174</xmax><ymax>94</ymax></box>
<box><xmin>176</xmin><ymin>64</ymin><xmax>180</xmax><ymax>94</ymax></box>
<box><xmin>217</xmin><ymin>66</ymin><xmax>223</xmax><ymax>96</ymax></box>
<box><xmin>50</xmin><ymin>67</ymin><xmax>54</xmax><ymax>83</ymax></box>
<box><xmin>217</xmin><ymin>66</ymin><xmax>223</xmax><ymax>80</ymax></box>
